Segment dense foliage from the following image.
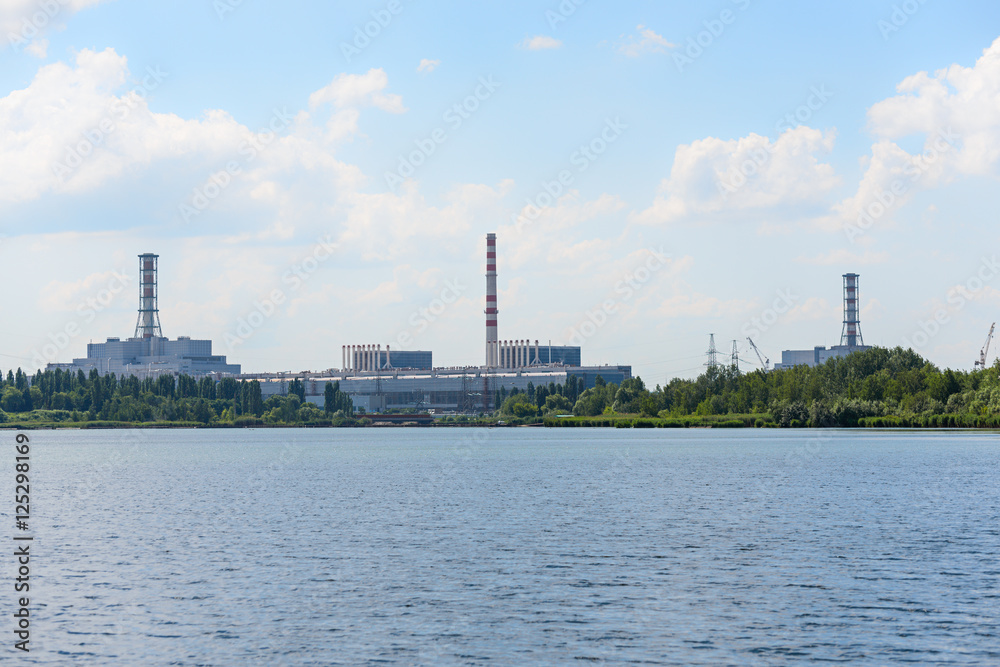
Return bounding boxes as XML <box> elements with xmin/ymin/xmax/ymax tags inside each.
<box><xmin>4</xmin><ymin>346</ymin><xmax>997</xmax><ymax>428</ymax></box>
<box><xmin>0</xmin><ymin>368</ymin><xmax>354</xmax><ymax>426</ymax></box>
<box><xmin>495</xmin><ymin>376</ymin><xmax>586</xmax><ymax>417</ymax></box>
<box><xmin>569</xmin><ymin>346</ymin><xmax>1000</xmax><ymax>427</ymax></box>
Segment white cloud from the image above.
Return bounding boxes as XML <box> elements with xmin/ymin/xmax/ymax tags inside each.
<box><xmin>39</xmin><ymin>267</ymin><xmax>129</xmax><ymax>312</ymax></box>
<box><xmin>417</xmin><ymin>58</ymin><xmax>440</xmax><ymax>73</ymax></box>
<box><xmin>782</xmin><ymin>297</ymin><xmax>836</xmax><ymax>324</ymax></box>
<box><xmin>1</xmin><ymin>0</ymin><xmax>109</xmax><ymax>57</ymax></box>
<box><xmin>337</xmin><ymin>180</ymin><xmax>514</xmax><ymax>262</ymax></box>
<box><xmin>0</xmin><ymin>50</ymin><xmax>399</xmax><ymax>208</ymax></box>
<box><xmin>308</xmin><ymin>69</ymin><xmax>406</xmax><ymax>114</ymax></box>
<box><xmin>518</xmin><ymin>35</ymin><xmax>562</xmax><ymax>51</ymax></box>
<box><xmin>617</xmin><ymin>25</ymin><xmax>675</xmax><ymax>57</ymax></box>
<box><xmin>833</xmin><ymin>37</ymin><xmax>1000</xmax><ymax>233</ymax></box>
<box><xmin>633</xmin><ymin>126</ymin><xmax>839</xmax><ymax>225</ymax></box>
<box><xmin>24</xmin><ymin>37</ymin><xmax>46</xmax><ymax>57</ymax></box>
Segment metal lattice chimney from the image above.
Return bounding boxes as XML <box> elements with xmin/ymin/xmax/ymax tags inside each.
<box><xmin>134</xmin><ymin>253</ymin><xmax>163</xmax><ymax>339</ymax></box>
<box><xmin>841</xmin><ymin>273</ymin><xmax>863</xmax><ymax>347</ymax></box>
<box><xmin>485</xmin><ymin>233</ymin><xmax>498</xmax><ymax>367</ymax></box>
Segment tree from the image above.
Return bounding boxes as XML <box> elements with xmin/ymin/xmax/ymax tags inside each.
<box><xmin>1</xmin><ymin>388</ymin><xmax>23</xmax><ymax>413</ymax></box>
<box><xmin>324</xmin><ymin>381</ymin><xmax>335</xmax><ymax>414</ymax></box>
<box><xmin>613</xmin><ymin>378</ymin><xmax>648</xmax><ymax>414</ymax></box>
<box><xmin>500</xmin><ymin>393</ymin><xmax>538</xmax><ymax>418</ymax></box>
<box><xmin>543</xmin><ymin>394</ymin><xmax>573</xmax><ymax>414</ymax></box>
<box><xmin>218</xmin><ymin>377</ymin><xmax>238</xmax><ymax>400</ymax></box>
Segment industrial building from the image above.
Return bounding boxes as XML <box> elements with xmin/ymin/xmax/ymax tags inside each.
<box><xmin>251</xmin><ymin>232</ymin><xmax>627</xmax><ymax>413</ymax></box>
<box><xmin>773</xmin><ymin>273</ymin><xmax>871</xmax><ymax>370</ymax></box>
<box><xmin>245</xmin><ymin>365</ymin><xmax>632</xmax><ymax>413</ymax></box>
<box><xmin>45</xmin><ymin>235</ymin><xmax>631</xmax><ymax>413</ymax></box>
<box><xmin>342</xmin><ymin>345</ymin><xmax>433</xmax><ymax>371</ymax></box>
<box><xmin>47</xmin><ymin>254</ymin><xmax>240</xmax><ymax>379</ymax></box>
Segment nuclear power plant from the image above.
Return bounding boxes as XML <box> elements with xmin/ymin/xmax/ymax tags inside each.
<box><xmin>47</xmin><ymin>253</ymin><xmax>241</xmax><ymax>378</ymax></box>
<box><xmin>46</xmin><ymin>236</ymin><xmax>632</xmax><ymax>413</ymax></box>
<box><xmin>247</xmin><ymin>232</ymin><xmax>629</xmax><ymax>412</ymax></box>
<box><xmin>771</xmin><ymin>273</ymin><xmax>871</xmax><ymax>370</ymax></box>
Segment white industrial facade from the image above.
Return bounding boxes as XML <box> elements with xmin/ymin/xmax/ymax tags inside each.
<box><xmin>49</xmin><ymin>336</ymin><xmax>240</xmax><ymax>379</ymax></box>
<box><xmin>243</xmin><ymin>365</ymin><xmax>632</xmax><ymax>413</ymax></box>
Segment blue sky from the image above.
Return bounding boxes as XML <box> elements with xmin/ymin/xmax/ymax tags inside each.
<box><xmin>3</xmin><ymin>0</ymin><xmax>1000</xmax><ymax>383</ymax></box>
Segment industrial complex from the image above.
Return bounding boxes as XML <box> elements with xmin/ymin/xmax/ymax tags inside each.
<box><xmin>47</xmin><ymin>254</ymin><xmax>241</xmax><ymax>378</ymax></box>
<box><xmin>771</xmin><ymin>273</ymin><xmax>871</xmax><ymax>370</ymax></box>
<box><xmin>47</xmin><ymin>237</ymin><xmax>632</xmax><ymax>413</ymax></box>
<box><xmin>46</xmin><ymin>237</ymin><xmax>880</xmax><ymax>412</ymax></box>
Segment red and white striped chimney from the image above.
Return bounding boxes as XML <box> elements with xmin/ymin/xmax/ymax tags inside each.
<box><xmin>486</xmin><ymin>233</ymin><xmax>498</xmax><ymax>366</ymax></box>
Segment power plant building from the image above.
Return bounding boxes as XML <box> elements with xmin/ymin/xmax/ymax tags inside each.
<box><xmin>342</xmin><ymin>345</ymin><xmax>432</xmax><ymax>371</ymax></box>
<box><xmin>45</xmin><ymin>235</ymin><xmax>632</xmax><ymax>413</ymax></box>
<box><xmin>47</xmin><ymin>253</ymin><xmax>240</xmax><ymax>379</ymax></box>
<box><xmin>247</xmin><ymin>364</ymin><xmax>633</xmax><ymax>413</ymax></box>
<box><xmin>773</xmin><ymin>273</ymin><xmax>871</xmax><ymax>370</ymax></box>
<box><xmin>247</xmin><ymin>231</ymin><xmax>628</xmax><ymax>413</ymax></box>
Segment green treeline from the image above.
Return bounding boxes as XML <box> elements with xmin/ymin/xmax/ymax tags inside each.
<box><xmin>5</xmin><ymin>346</ymin><xmax>999</xmax><ymax>428</ymax></box>
<box><xmin>494</xmin><ymin>376</ymin><xmax>586</xmax><ymax>417</ymax></box>
<box><xmin>0</xmin><ymin>367</ymin><xmax>355</xmax><ymax>426</ymax></box>
<box><xmin>558</xmin><ymin>346</ymin><xmax>1000</xmax><ymax>428</ymax></box>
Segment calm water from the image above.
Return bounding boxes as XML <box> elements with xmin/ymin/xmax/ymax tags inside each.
<box><xmin>3</xmin><ymin>428</ymin><xmax>998</xmax><ymax>665</ymax></box>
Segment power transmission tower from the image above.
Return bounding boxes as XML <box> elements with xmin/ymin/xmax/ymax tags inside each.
<box><xmin>374</xmin><ymin>361</ymin><xmax>384</xmax><ymax>413</ymax></box>
<box><xmin>483</xmin><ymin>367</ymin><xmax>496</xmax><ymax>412</ymax></box>
<box><xmin>731</xmin><ymin>340</ymin><xmax>740</xmax><ymax>372</ymax></box>
<box><xmin>706</xmin><ymin>334</ymin><xmax>720</xmax><ymax>370</ymax></box>
<box><xmin>459</xmin><ymin>371</ymin><xmax>473</xmax><ymax>414</ymax></box>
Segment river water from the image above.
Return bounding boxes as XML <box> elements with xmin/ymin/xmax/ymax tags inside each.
<box><xmin>4</xmin><ymin>428</ymin><xmax>998</xmax><ymax>665</ymax></box>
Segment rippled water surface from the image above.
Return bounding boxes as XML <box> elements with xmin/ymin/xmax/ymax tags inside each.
<box><xmin>5</xmin><ymin>428</ymin><xmax>999</xmax><ymax>665</ymax></box>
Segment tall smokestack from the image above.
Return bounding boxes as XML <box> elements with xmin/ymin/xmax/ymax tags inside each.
<box><xmin>486</xmin><ymin>233</ymin><xmax>498</xmax><ymax>366</ymax></box>
<box><xmin>134</xmin><ymin>253</ymin><xmax>163</xmax><ymax>339</ymax></box>
<box><xmin>841</xmin><ymin>273</ymin><xmax>864</xmax><ymax>347</ymax></box>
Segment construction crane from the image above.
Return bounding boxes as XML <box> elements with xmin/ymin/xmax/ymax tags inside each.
<box><xmin>746</xmin><ymin>337</ymin><xmax>770</xmax><ymax>372</ymax></box>
<box><xmin>975</xmin><ymin>322</ymin><xmax>995</xmax><ymax>370</ymax></box>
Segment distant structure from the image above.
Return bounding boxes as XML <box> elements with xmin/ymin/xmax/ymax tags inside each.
<box><xmin>135</xmin><ymin>253</ymin><xmax>163</xmax><ymax>339</ymax></box>
<box><xmin>840</xmin><ymin>273</ymin><xmax>863</xmax><ymax>347</ymax></box>
<box><xmin>485</xmin><ymin>232</ymin><xmax>499</xmax><ymax>367</ymax></box>
<box><xmin>47</xmin><ymin>254</ymin><xmax>239</xmax><ymax>379</ymax></box>
<box><xmin>43</xmin><ymin>234</ymin><xmax>631</xmax><ymax>413</ymax></box>
<box><xmin>481</xmin><ymin>231</ymin><xmax>581</xmax><ymax>370</ymax></box>
<box><xmin>245</xmin><ymin>232</ymin><xmax>619</xmax><ymax>413</ymax></box>
<box><xmin>342</xmin><ymin>345</ymin><xmax>432</xmax><ymax>371</ymax></box>
<box><xmin>706</xmin><ymin>334</ymin><xmax>719</xmax><ymax>370</ymax></box>
<box><xmin>773</xmin><ymin>272</ymin><xmax>871</xmax><ymax>370</ymax></box>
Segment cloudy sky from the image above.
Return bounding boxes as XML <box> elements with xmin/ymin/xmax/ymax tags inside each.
<box><xmin>3</xmin><ymin>0</ymin><xmax>1000</xmax><ymax>383</ymax></box>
